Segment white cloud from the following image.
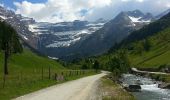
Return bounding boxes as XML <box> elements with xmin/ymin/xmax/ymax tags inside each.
<box><xmin>85</xmin><ymin>0</ymin><xmax>170</xmax><ymax>21</ymax></box>
<box><xmin>14</xmin><ymin>0</ymin><xmax>170</xmax><ymax>23</ymax></box>
<box><xmin>14</xmin><ymin>0</ymin><xmax>112</xmax><ymax>23</ymax></box>
<box><xmin>168</xmin><ymin>4</ymin><xmax>170</xmax><ymax>8</ymax></box>
<box><xmin>122</xmin><ymin>0</ymin><xmax>144</xmax><ymax>2</ymax></box>
<box><xmin>14</xmin><ymin>1</ymin><xmax>45</xmax><ymax>16</ymax></box>
<box><xmin>0</xmin><ymin>3</ymin><xmax>4</xmax><ymax>7</ymax></box>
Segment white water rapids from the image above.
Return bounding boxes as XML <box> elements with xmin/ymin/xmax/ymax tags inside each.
<box><xmin>121</xmin><ymin>74</ymin><xmax>170</xmax><ymax>100</ymax></box>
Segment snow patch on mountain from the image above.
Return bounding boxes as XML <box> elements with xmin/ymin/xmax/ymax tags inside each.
<box><xmin>48</xmin><ymin>56</ymin><xmax>58</xmax><ymax>60</ymax></box>
<box><xmin>28</xmin><ymin>24</ymin><xmax>48</xmax><ymax>35</ymax></box>
<box><xmin>86</xmin><ymin>23</ymin><xmax>105</xmax><ymax>27</ymax></box>
<box><xmin>28</xmin><ymin>24</ymin><xmax>38</xmax><ymax>32</ymax></box>
<box><xmin>129</xmin><ymin>16</ymin><xmax>142</xmax><ymax>22</ymax></box>
<box><xmin>76</xmin><ymin>30</ymin><xmax>92</xmax><ymax>36</ymax></box>
<box><xmin>46</xmin><ymin>37</ymin><xmax>81</xmax><ymax>48</ymax></box>
<box><xmin>0</xmin><ymin>15</ymin><xmax>7</xmax><ymax>20</ymax></box>
<box><xmin>129</xmin><ymin>16</ymin><xmax>151</xmax><ymax>23</ymax></box>
<box><xmin>21</xmin><ymin>35</ymin><xmax>28</xmax><ymax>40</ymax></box>
<box><xmin>28</xmin><ymin>20</ymin><xmax>106</xmax><ymax>48</ymax></box>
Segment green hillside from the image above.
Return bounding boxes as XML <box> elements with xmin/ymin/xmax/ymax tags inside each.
<box><xmin>108</xmin><ymin>12</ymin><xmax>170</xmax><ymax>69</ymax></box>
<box><xmin>129</xmin><ymin>28</ymin><xmax>170</xmax><ymax>68</ymax></box>
<box><xmin>74</xmin><ymin>13</ymin><xmax>170</xmax><ymax>74</ymax></box>
<box><xmin>0</xmin><ymin>49</ymin><xmax>65</xmax><ymax>74</ymax></box>
<box><xmin>0</xmin><ymin>49</ymin><xmax>96</xmax><ymax>100</ymax></box>
<box><xmin>0</xmin><ymin>49</ymin><xmax>65</xmax><ymax>99</ymax></box>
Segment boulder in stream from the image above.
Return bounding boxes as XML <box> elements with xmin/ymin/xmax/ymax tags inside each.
<box><xmin>124</xmin><ymin>85</ymin><xmax>141</xmax><ymax>92</ymax></box>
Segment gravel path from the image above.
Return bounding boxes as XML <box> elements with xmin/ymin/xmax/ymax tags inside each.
<box><xmin>14</xmin><ymin>73</ymin><xmax>106</xmax><ymax>100</ymax></box>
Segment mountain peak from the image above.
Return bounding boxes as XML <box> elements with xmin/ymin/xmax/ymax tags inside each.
<box><xmin>113</xmin><ymin>10</ymin><xmax>153</xmax><ymax>24</ymax></box>
<box><xmin>127</xmin><ymin>9</ymin><xmax>144</xmax><ymax>18</ymax></box>
<box><xmin>113</xmin><ymin>11</ymin><xmax>131</xmax><ymax>23</ymax></box>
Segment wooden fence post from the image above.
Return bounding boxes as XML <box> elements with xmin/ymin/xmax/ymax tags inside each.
<box><xmin>49</xmin><ymin>67</ymin><xmax>51</xmax><ymax>79</ymax></box>
<box><xmin>69</xmin><ymin>71</ymin><xmax>71</xmax><ymax>76</ymax></box>
<box><xmin>3</xmin><ymin>75</ymin><xmax>6</xmax><ymax>88</ymax></box>
<box><xmin>61</xmin><ymin>72</ymin><xmax>64</xmax><ymax>81</ymax></box>
<box><xmin>65</xmin><ymin>71</ymin><xmax>67</xmax><ymax>77</ymax></box>
<box><xmin>76</xmin><ymin>71</ymin><xmax>78</xmax><ymax>75</ymax></box>
<box><xmin>20</xmin><ymin>71</ymin><xmax>23</xmax><ymax>81</ymax></box>
<box><xmin>42</xmin><ymin>67</ymin><xmax>44</xmax><ymax>80</ymax></box>
<box><xmin>19</xmin><ymin>71</ymin><xmax>23</xmax><ymax>86</ymax></box>
<box><xmin>21</xmin><ymin>71</ymin><xmax>23</xmax><ymax>81</ymax></box>
<box><xmin>54</xmin><ymin>73</ymin><xmax>57</xmax><ymax>80</ymax></box>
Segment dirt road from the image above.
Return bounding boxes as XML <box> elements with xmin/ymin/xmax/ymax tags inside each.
<box><xmin>15</xmin><ymin>73</ymin><xmax>106</xmax><ymax>100</ymax></box>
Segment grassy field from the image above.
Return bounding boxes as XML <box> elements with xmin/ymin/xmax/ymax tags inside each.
<box><xmin>127</xmin><ymin>28</ymin><xmax>170</xmax><ymax>82</ymax></box>
<box><xmin>138</xmin><ymin>50</ymin><xmax>170</xmax><ymax>68</ymax></box>
<box><xmin>128</xmin><ymin>28</ymin><xmax>170</xmax><ymax>69</ymax></box>
<box><xmin>129</xmin><ymin>45</ymin><xmax>170</xmax><ymax>68</ymax></box>
<box><xmin>0</xmin><ymin>49</ymin><xmax>65</xmax><ymax>72</ymax></box>
<box><xmin>149</xmin><ymin>74</ymin><xmax>170</xmax><ymax>82</ymax></box>
<box><xmin>0</xmin><ymin>49</ymin><xmax>97</xmax><ymax>100</ymax></box>
<box><xmin>101</xmin><ymin>76</ymin><xmax>135</xmax><ymax>100</ymax></box>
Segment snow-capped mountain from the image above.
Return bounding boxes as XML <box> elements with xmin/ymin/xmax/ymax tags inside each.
<box><xmin>127</xmin><ymin>10</ymin><xmax>153</xmax><ymax>22</ymax></box>
<box><xmin>59</xmin><ymin>10</ymin><xmax>155</xmax><ymax>59</ymax></box>
<box><xmin>0</xmin><ymin>6</ymin><xmax>38</xmax><ymax>49</ymax></box>
<box><xmin>127</xmin><ymin>10</ymin><xmax>154</xmax><ymax>27</ymax></box>
<box><xmin>0</xmin><ymin>6</ymin><xmax>156</xmax><ymax>60</ymax></box>
<box><xmin>0</xmin><ymin>6</ymin><xmax>106</xmax><ymax>60</ymax></box>
<box><xmin>28</xmin><ymin>20</ymin><xmax>106</xmax><ymax>48</ymax></box>
<box><xmin>32</xmin><ymin>10</ymin><xmax>154</xmax><ymax>60</ymax></box>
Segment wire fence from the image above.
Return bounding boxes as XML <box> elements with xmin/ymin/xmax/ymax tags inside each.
<box><xmin>0</xmin><ymin>67</ymin><xmax>96</xmax><ymax>88</ymax></box>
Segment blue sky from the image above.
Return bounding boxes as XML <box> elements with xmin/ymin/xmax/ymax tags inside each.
<box><xmin>0</xmin><ymin>0</ymin><xmax>170</xmax><ymax>23</ymax></box>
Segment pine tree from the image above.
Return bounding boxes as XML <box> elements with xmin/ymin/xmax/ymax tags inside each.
<box><xmin>0</xmin><ymin>21</ymin><xmax>23</xmax><ymax>75</ymax></box>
